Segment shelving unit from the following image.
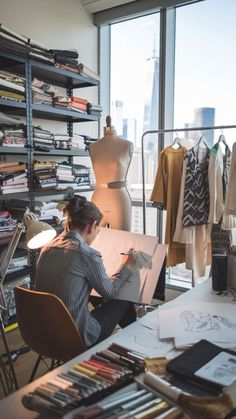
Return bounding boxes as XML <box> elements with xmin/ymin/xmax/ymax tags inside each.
<box><xmin>0</xmin><ymin>46</ymin><xmax>99</xmax><ymax>313</ymax></box>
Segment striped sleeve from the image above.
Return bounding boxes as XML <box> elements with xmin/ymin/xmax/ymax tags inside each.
<box><xmin>86</xmin><ymin>251</ymin><xmax>131</xmax><ymax>298</ymax></box>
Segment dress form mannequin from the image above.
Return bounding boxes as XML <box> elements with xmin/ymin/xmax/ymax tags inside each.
<box><xmin>89</xmin><ymin>116</ymin><xmax>133</xmax><ymax>231</ymax></box>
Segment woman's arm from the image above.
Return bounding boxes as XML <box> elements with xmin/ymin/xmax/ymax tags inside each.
<box><xmin>86</xmin><ymin>250</ymin><xmax>133</xmax><ymax>299</ymax></box>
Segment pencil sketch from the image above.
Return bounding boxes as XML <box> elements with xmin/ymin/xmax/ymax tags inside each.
<box><xmin>215</xmin><ymin>365</ymin><xmax>236</xmax><ymax>379</ymax></box>
<box><xmin>180</xmin><ymin>310</ymin><xmax>236</xmax><ymax>333</ymax></box>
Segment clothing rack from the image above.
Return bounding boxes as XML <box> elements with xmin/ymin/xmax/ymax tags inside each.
<box><xmin>141</xmin><ymin>123</ymin><xmax>236</xmax><ymax>235</ymax></box>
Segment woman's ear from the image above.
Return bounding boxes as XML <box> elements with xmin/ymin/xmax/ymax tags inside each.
<box><xmin>88</xmin><ymin>220</ymin><xmax>97</xmax><ymax>234</ymax></box>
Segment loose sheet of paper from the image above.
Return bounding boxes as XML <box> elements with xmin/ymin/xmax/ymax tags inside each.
<box><xmin>112</xmin><ymin>322</ymin><xmax>174</xmax><ymax>358</ymax></box>
<box><xmin>158</xmin><ymin>302</ymin><xmax>236</xmax><ymax>344</ymax></box>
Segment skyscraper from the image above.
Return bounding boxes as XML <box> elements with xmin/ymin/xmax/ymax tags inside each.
<box><xmin>194</xmin><ymin>107</ymin><xmax>215</xmax><ymax>147</ymax></box>
<box><xmin>111</xmin><ymin>100</ymin><xmax>124</xmax><ymax>135</ymax></box>
<box><xmin>122</xmin><ymin>118</ymin><xmax>137</xmax><ymax>144</ymax></box>
<box><xmin>143</xmin><ymin>42</ymin><xmax>159</xmax><ymax>151</ymax></box>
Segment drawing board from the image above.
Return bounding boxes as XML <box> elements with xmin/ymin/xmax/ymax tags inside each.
<box><xmin>91</xmin><ymin>228</ymin><xmax>166</xmax><ymax>304</ymax></box>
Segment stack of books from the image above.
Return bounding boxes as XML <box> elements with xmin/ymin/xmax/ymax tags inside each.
<box><xmin>33</xmin><ymin>161</ymin><xmax>57</xmax><ymax>191</ymax></box>
<box><xmin>0</xmin><ymin>210</ymin><xmax>17</xmax><ymax>245</ymax></box>
<box><xmin>56</xmin><ymin>162</ymin><xmax>75</xmax><ymax>190</ymax></box>
<box><xmin>32</xmin><ymin>78</ymin><xmax>56</xmax><ymax>105</ymax></box>
<box><xmin>1</xmin><ymin>126</ymin><xmax>27</xmax><ymax>147</ymax></box>
<box><xmin>33</xmin><ymin>126</ymin><xmax>54</xmax><ymax>150</ymax></box>
<box><xmin>73</xmin><ymin>164</ymin><xmax>91</xmax><ymax>188</ymax></box>
<box><xmin>6</xmin><ymin>199</ymin><xmax>63</xmax><ymax>225</ymax></box>
<box><xmin>77</xmin><ymin>63</ymin><xmax>100</xmax><ymax>80</ymax></box>
<box><xmin>0</xmin><ymin>161</ymin><xmax>28</xmax><ymax>194</ymax></box>
<box><xmin>87</xmin><ymin>102</ymin><xmax>103</xmax><ymax>117</ymax></box>
<box><xmin>0</xmin><ymin>23</ymin><xmax>54</xmax><ymax>64</ymax></box>
<box><xmin>0</xmin><ymin>70</ymin><xmax>25</xmax><ymax>102</ymax></box>
<box><xmin>54</xmin><ymin>134</ymin><xmax>72</xmax><ymax>150</ymax></box>
<box><xmin>70</xmin><ymin>133</ymin><xmax>86</xmax><ymax>149</ymax></box>
<box><xmin>53</xmin><ymin>95</ymin><xmax>88</xmax><ymax>114</ymax></box>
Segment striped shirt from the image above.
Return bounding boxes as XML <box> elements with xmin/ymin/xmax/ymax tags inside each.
<box><xmin>36</xmin><ymin>230</ymin><xmax>131</xmax><ymax>347</ymax></box>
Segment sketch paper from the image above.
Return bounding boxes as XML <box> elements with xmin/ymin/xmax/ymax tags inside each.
<box><xmin>91</xmin><ymin>228</ymin><xmax>159</xmax><ymax>303</ymax></box>
<box><xmin>158</xmin><ymin>302</ymin><xmax>236</xmax><ymax>343</ymax></box>
<box><xmin>137</xmin><ymin>308</ymin><xmax>159</xmax><ymax>331</ymax></box>
<box><xmin>112</xmin><ymin>322</ymin><xmax>174</xmax><ymax>358</ymax></box>
<box><xmin>174</xmin><ymin>337</ymin><xmax>236</xmax><ymax>350</ymax></box>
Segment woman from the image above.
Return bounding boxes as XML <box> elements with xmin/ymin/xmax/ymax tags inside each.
<box><xmin>36</xmin><ymin>195</ymin><xmax>136</xmax><ymax>347</ymax></box>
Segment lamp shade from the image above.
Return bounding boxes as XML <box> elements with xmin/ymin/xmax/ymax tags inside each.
<box><xmin>24</xmin><ymin>213</ymin><xmax>56</xmax><ymax>249</ymax></box>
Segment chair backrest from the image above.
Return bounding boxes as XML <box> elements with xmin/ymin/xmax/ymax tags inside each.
<box><xmin>14</xmin><ymin>286</ymin><xmax>86</xmax><ymax>362</ymax></box>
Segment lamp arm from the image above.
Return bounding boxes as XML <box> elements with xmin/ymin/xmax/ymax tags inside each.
<box><xmin>0</xmin><ymin>223</ymin><xmax>24</xmax><ymax>285</ymax></box>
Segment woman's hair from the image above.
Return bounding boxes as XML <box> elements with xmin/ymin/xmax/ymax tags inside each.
<box><xmin>64</xmin><ymin>196</ymin><xmax>102</xmax><ymax>231</ymax></box>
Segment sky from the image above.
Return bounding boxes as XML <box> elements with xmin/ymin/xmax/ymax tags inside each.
<box><xmin>110</xmin><ymin>0</ymin><xmax>236</xmax><ymax>147</ymax></box>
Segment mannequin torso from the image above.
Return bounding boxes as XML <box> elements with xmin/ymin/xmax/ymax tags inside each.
<box><xmin>89</xmin><ymin>127</ymin><xmax>133</xmax><ymax>231</ymax></box>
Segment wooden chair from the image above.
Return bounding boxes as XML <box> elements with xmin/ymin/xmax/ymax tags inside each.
<box><xmin>14</xmin><ymin>286</ymin><xmax>86</xmax><ymax>382</ymax></box>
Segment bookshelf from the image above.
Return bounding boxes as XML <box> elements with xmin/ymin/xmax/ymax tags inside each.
<box><xmin>0</xmin><ymin>47</ymin><xmax>99</xmax><ymax>320</ymax></box>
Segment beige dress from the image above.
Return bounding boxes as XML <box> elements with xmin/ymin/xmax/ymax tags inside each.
<box><xmin>150</xmin><ymin>146</ymin><xmax>186</xmax><ymax>267</ymax></box>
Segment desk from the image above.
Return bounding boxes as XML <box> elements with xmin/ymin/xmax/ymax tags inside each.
<box><xmin>0</xmin><ymin>279</ymin><xmax>235</xmax><ymax>418</ymax></box>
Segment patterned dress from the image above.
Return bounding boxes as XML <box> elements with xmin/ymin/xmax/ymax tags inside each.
<box><xmin>182</xmin><ymin>148</ymin><xmax>210</xmax><ymax>227</ymax></box>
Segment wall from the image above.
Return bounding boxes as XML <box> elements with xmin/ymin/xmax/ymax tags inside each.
<box><xmin>1</xmin><ymin>0</ymin><xmax>97</xmax><ymax>70</ymax></box>
<box><xmin>1</xmin><ymin>0</ymin><xmax>99</xmax><ymax>138</ymax></box>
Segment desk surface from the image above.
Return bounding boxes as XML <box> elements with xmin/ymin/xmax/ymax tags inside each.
<box><xmin>1</xmin><ymin>279</ymin><xmax>235</xmax><ymax>419</ymax></box>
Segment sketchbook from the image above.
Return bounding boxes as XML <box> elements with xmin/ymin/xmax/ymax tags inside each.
<box><xmin>91</xmin><ymin>228</ymin><xmax>167</xmax><ymax>304</ymax></box>
<box><xmin>166</xmin><ymin>339</ymin><xmax>236</xmax><ymax>394</ymax></box>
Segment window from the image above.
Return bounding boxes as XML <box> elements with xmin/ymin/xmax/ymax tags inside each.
<box><xmin>175</xmin><ymin>0</ymin><xmax>236</xmax><ymax>147</ymax></box>
<box><xmin>103</xmin><ymin>0</ymin><xmax>236</xmax><ymax>288</ymax></box>
<box><xmin>110</xmin><ymin>13</ymin><xmax>160</xmax><ymax>213</ymax></box>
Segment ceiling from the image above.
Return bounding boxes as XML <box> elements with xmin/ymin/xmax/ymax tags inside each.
<box><xmin>81</xmin><ymin>0</ymin><xmax>136</xmax><ymax>13</ymax></box>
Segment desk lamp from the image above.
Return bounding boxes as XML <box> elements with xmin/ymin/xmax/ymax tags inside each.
<box><xmin>0</xmin><ymin>211</ymin><xmax>56</xmax><ymax>395</ymax></box>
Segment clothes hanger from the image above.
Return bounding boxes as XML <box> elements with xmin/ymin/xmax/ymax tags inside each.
<box><xmin>171</xmin><ymin>131</ymin><xmax>182</xmax><ymax>148</ymax></box>
<box><xmin>195</xmin><ymin>131</ymin><xmax>209</xmax><ymax>149</ymax></box>
<box><xmin>217</xmin><ymin>130</ymin><xmax>228</xmax><ymax>147</ymax></box>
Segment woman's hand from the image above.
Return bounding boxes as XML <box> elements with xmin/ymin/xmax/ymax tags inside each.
<box><xmin>121</xmin><ymin>248</ymin><xmax>136</xmax><ymax>268</ymax></box>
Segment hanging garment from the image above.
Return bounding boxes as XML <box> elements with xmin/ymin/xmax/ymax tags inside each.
<box><xmin>182</xmin><ymin>147</ymin><xmax>210</xmax><ymax>227</ymax></box>
<box><xmin>173</xmin><ymin>149</ymin><xmax>211</xmax><ymax>280</ymax></box>
<box><xmin>150</xmin><ymin>146</ymin><xmax>186</xmax><ymax>267</ymax></box>
<box><xmin>208</xmin><ymin>142</ymin><xmax>231</xmax><ymax>224</ymax></box>
<box><xmin>222</xmin><ymin>142</ymin><xmax>236</xmax><ymax>229</ymax></box>
<box><xmin>209</xmin><ymin>142</ymin><xmax>232</xmax><ymax>254</ymax></box>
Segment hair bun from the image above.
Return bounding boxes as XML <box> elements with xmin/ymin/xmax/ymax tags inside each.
<box><xmin>65</xmin><ymin>196</ymin><xmax>87</xmax><ymax>216</ymax></box>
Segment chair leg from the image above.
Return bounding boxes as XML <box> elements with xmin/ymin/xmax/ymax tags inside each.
<box><xmin>29</xmin><ymin>355</ymin><xmax>42</xmax><ymax>383</ymax></box>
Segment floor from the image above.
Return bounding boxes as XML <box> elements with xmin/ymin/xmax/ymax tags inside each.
<box><xmin>0</xmin><ymin>286</ymin><xmax>184</xmax><ymax>400</ymax></box>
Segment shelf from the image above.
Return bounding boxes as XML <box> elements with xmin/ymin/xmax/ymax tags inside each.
<box><xmin>0</xmin><ymin>49</ymin><xmax>99</xmax><ymax>88</ymax></box>
<box><xmin>0</xmin><ymin>191</ymin><xmax>29</xmax><ymax>200</ymax></box>
<box><xmin>0</xmin><ymin>187</ymin><xmax>93</xmax><ymax>200</ymax></box>
<box><xmin>33</xmin><ymin>187</ymin><xmax>93</xmax><ymax>197</ymax></box>
<box><xmin>0</xmin><ymin>146</ymin><xmax>89</xmax><ymax>156</ymax></box>
<box><xmin>30</xmin><ymin>59</ymin><xmax>99</xmax><ymax>88</ymax></box>
<box><xmin>32</xmin><ymin>104</ymin><xmax>99</xmax><ymax>122</ymax></box>
<box><xmin>0</xmin><ymin>99</ymin><xmax>98</xmax><ymax>122</ymax></box>
<box><xmin>0</xmin><ymin>98</ymin><xmax>26</xmax><ymax>112</ymax></box>
<box><xmin>34</xmin><ymin>148</ymin><xmax>89</xmax><ymax>156</ymax></box>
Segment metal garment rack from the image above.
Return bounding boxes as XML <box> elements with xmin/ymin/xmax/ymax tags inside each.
<box><xmin>141</xmin><ymin>123</ymin><xmax>236</xmax><ymax>235</ymax></box>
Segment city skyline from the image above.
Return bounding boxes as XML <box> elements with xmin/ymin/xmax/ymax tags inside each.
<box><xmin>110</xmin><ymin>0</ymin><xmax>236</xmax><ymax>150</ymax></box>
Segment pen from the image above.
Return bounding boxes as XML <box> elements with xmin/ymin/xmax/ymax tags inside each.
<box><xmin>120</xmin><ymin>252</ymin><xmax>132</xmax><ymax>255</ymax></box>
